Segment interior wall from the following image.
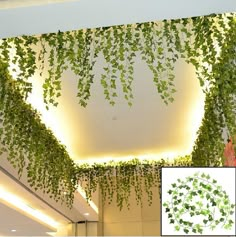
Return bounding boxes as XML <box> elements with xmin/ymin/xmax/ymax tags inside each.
<box><xmin>89</xmin><ymin>184</ymin><xmax>161</xmax><ymax>236</ymax></box>
<box><xmin>72</xmin><ymin>181</ymin><xmax>160</xmax><ymax>236</ymax></box>
<box><xmin>75</xmin><ymin>186</ymin><xmax>160</xmax><ymax>236</ymax></box>
<box><xmin>75</xmin><ymin>186</ymin><xmax>234</xmax><ymax>237</ymax></box>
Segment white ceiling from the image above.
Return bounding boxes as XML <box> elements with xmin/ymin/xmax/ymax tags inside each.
<box><xmin>27</xmin><ymin>57</ymin><xmax>205</xmax><ymax>161</ymax></box>
<box><xmin>0</xmin><ymin>0</ymin><xmax>235</xmax><ymax>38</ymax></box>
<box><xmin>0</xmin><ymin>153</ymin><xmax>98</xmax><ymax>236</ymax></box>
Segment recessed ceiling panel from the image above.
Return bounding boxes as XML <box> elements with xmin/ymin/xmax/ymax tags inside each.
<box><xmin>27</xmin><ymin>57</ymin><xmax>205</xmax><ymax>162</ymax></box>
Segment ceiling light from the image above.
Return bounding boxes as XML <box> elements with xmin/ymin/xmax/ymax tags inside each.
<box><xmin>84</xmin><ymin>213</ymin><xmax>89</xmax><ymax>216</ymax></box>
<box><xmin>0</xmin><ymin>186</ymin><xmax>59</xmax><ymax>229</ymax></box>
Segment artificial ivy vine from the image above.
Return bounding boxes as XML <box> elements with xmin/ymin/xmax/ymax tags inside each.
<box><xmin>163</xmin><ymin>172</ymin><xmax>235</xmax><ymax>234</ymax></box>
<box><xmin>0</xmin><ymin>61</ymin><xmax>77</xmax><ymax>207</ymax></box>
<box><xmin>76</xmin><ymin>156</ymin><xmax>192</xmax><ymax>209</ymax></box>
<box><xmin>192</xmin><ymin>16</ymin><xmax>236</xmax><ymax>166</ymax></box>
<box><xmin>0</xmin><ymin>13</ymin><xmax>236</xmax><ymax>208</ymax></box>
<box><xmin>0</xmin><ymin>13</ymin><xmax>234</xmax><ymax>108</ymax></box>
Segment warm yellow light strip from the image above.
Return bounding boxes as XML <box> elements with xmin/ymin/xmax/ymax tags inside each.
<box><xmin>77</xmin><ymin>185</ymin><xmax>99</xmax><ymax>214</ymax></box>
<box><xmin>0</xmin><ymin>186</ymin><xmax>59</xmax><ymax>229</ymax></box>
<box><xmin>75</xmin><ymin>151</ymin><xmax>190</xmax><ymax>165</ymax></box>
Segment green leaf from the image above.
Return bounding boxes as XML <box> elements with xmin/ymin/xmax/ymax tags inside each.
<box><xmin>203</xmin><ymin>219</ymin><xmax>208</xmax><ymax>224</ymax></box>
<box><xmin>171</xmin><ymin>183</ymin><xmax>177</xmax><ymax>188</ymax></box>
<box><xmin>183</xmin><ymin>228</ymin><xmax>189</xmax><ymax>234</ymax></box>
<box><xmin>174</xmin><ymin>226</ymin><xmax>180</xmax><ymax>231</ymax></box>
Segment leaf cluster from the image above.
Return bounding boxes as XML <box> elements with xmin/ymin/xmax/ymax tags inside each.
<box><xmin>191</xmin><ymin>15</ymin><xmax>236</xmax><ymax>166</ymax></box>
<box><xmin>0</xmin><ymin>61</ymin><xmax>77</xmax><ymax>207</ymax></box>
<box><xmin>76</xmin><ymin>156</ymin><xmax>192</xmax><ymax>209</ymax></box>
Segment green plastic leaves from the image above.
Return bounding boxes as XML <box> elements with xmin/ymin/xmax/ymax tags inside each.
<box><xmin>163</xmin><ymin>172</ymin><xmax>235</xmax><ymax>234</ymax></box>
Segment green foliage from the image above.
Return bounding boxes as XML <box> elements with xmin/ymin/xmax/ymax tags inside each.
<box><xmin>191</xmin><ymin>91</ymin><xmax>225</xmax><ymax>166</ymax></box>
<box><xmin>0</xmin><ymin>61</ymin><xmax>77</xmax><ymax>207</ymax></box>
<box><xmin>76</xmin><ymin>156</ymin><xmax>192</xmax><ymax>209</ymax></box>
<box><xmin>0</xmin><ymin>63</ymin><xmax>191</xmax><ymax>208</ymax></box>
<box><xmin>0</xmin><ymin>13</ymin><xmax>233</xmax><ymax>108</ymax></box>
<box><xmin>0</xmin><ymin>13</ymin><xmax>236</xmax><ymax>207</ymax></box>
<box><xmin>163</xmin><ymin>172</ymin><xmax>235</xmax><ymax>234</ymax></box>
<box><xmin>192</xmin><ymin>15</ymin><xmax>236</xmax><ymax>166</ymax></box>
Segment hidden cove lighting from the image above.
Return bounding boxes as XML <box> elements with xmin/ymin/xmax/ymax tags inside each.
<box><xmin>0</xmin><ymin>186</ymin><xmax>59</xmax><ymax>229</ymax></box>
<box><xmin>75</xmin><ymin>151</ymin><xmax>191</xmax><ymax>165</ymax></box>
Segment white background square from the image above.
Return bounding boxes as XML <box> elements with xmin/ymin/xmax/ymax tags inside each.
<box><xmin>161</xmin><ymin>167</ymin><xmax>236</xmax><ymax>236</ymax></box>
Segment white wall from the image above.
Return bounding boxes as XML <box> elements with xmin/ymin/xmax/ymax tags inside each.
<box><xmin>102</xmin><ymin>186</ymin><xmax>160</xmax><ymax>236</ymax></box>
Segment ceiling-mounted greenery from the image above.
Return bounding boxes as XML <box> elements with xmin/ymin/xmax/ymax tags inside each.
<box><xmin>77</xmin><ymin>156</ymin><xmax>192</xmax><ymax>209</ymax></box>
<box><xmin>0</xmin><ymin>12</ymin><xmax>236</xmax><ymax>208</ymax></box>
<box><xmin>0</xmin><ymin>64</ymin><xmax>192</xmax><ymax>208</ymax></box>
<box><xmin>0</xmin><ymin>13</ymin><xmax>234</xmax><ymax>107</ymax></box>
<box><xmin>0</xmin><ymin>61</ymin><xmax>77</xmax><ymax>207</ymax></box>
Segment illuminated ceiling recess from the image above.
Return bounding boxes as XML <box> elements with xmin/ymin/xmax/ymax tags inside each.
<box><xmin>0</xmin><ymin>1</ymin><xmax>236</xmax><ymax>164</ymax></box>
<box><xmin>28</xmin><ymin>57</ymin><xmax>205</xmax><ymax>163</ymax></box>
<box><xmin>4</xmin><ymin>1</ymin><xmax>234</xmax><ymax>163</ymax></box>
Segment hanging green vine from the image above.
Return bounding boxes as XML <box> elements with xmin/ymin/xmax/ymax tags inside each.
<box><xmin>0</xmin><ymin>63</ymin><xmax>191</xmax><ymax>208</ymax></box>
<box><xmin>76</xmin><ymin>156</ymin><xmax>192</xmax><ymax>209</ymax></box>
<box><xmin>192</xmin><ymin>15</ymin><xmax>236</xmax><ymax>166</ymax></box>
<box><xmin>0</xmin><ymin>61</ymin><xmax>77</xmax><ymax>207</ymax></box>
<box><xmin>0</xmin><ymin>13</ymin><xmax>233</xmax><ymax>108</ymax></box>
<box><xmin>0</xmin><ymin>12</ymin><xmax>236</xmax><ymax>208</ymax></box>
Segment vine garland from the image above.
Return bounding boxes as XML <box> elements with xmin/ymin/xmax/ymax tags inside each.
<box><xmin>163</xmin><ymin>172</ymin><xmax>235</xmax><ymax>234</ymax></box>
<box><xmin>0</xmin><ymin>61</ymin><xmax>77</xmax><ymax>207</ymax></box>
<box><xmin>192</xmin><ymin>16</ymin><xmax>236</xmax><ymax>166</ymax></box>
<box><xmin>76</xmin><ymin>156</ymin><xmax>192</xmax><ymax>209</ymax></box>
<box><xmin>0</xmin><ymin>13</ymin><xmax>235</xmax><ymax>208</ymax></box>
<box><xmin>0</xmin><ymin>13</ymin><xmax>234</xmax><ymax>107</ymax></box>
